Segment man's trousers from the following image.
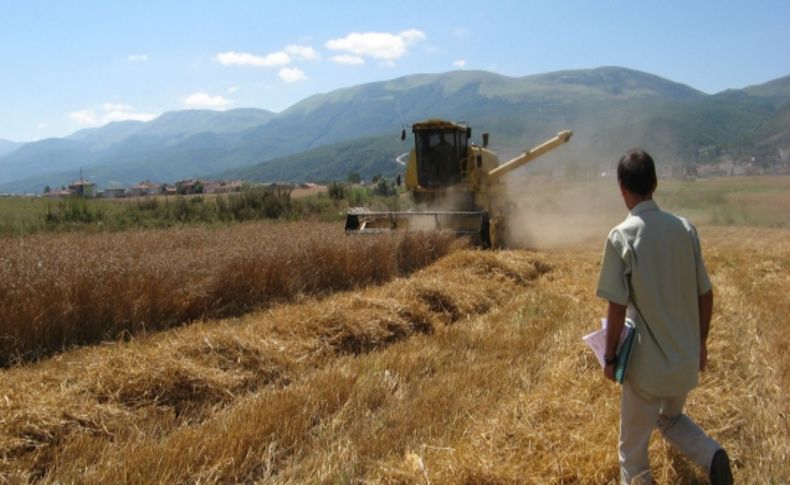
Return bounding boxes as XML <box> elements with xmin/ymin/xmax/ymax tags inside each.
<box><xmin>619</xmin><ymin>380</ymin><xmax>722</xmax><ymax>484</ymax></box>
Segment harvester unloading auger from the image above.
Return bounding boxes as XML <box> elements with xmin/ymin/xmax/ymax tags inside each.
<box><xmin>345</xmin><ymin>119</ymin><xmax>573</xmax><ymax>248</ymax></box>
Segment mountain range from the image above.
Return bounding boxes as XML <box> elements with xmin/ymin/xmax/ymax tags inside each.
<box><xmin>0</xmin><ymin>139</ymin><xmax>21</xmax><ymax>158</ymax></box>
<box><xmin>1</xmin><ymin>66</ymin><xmax>788</xmax><ymax>193</ymax></box>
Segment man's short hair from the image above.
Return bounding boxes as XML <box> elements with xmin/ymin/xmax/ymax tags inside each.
<box><xmin>617</xmin><ymin>149</ymin><xmax>657</xmax><ymax>197</ymax></box>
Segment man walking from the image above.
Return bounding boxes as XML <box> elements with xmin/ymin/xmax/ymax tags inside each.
<box><xmin>596</xmin><ymin>149</ymin><xmax>733</xmax><ymax>484</ymax></box>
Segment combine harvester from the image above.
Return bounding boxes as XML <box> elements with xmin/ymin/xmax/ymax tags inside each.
<box><xmin>345</xmin><ymin>120</ymin><xmax>572</xmax><ymax>248</ymax></box>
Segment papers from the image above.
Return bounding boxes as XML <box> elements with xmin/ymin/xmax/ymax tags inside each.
<box><xmin>583</xmin><ymin>318</ymin><xmax>637</xmax><ymax>384</ymax></box>
<box><xmin>583</xmin><ymin>318</ymin><xmax>629</xmax><ymax>369</ymax></box>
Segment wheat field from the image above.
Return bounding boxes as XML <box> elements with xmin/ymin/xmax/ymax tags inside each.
<box><xmin>1</xmin><ymin>176</ymin><xmax>789</xmax><ymax>483</ymax></box>
<box><xmin>0</xmin><ymin>222</ymin><xmax>458</xmax><ymax>365</ymax></box>
<box><xmin>0</xmin><ymin>224</ymin><xmax>787</xmax><ymax>483</ymax></box>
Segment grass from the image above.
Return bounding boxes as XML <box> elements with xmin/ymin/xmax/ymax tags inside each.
<box><xmin>659</xmin><ymin>176</ymin><xmax>790</xmax><ymax>228</ymax></box>
<box><xmin>0</xmin><ymin>196</ymin><xmax>118</xmax><ymax>235</ymax></box>
<box><xmin>0</xmin><ymin>184</ymin><xmax>404</xmax><ymax>236</ymax></box>
<box><xmin>3</xmin><ymin>175</ymin><xmax>787</xmax><ymax>238</ymax></box>
<box><xmin>0</xmin><ymin>222</ymin><xmax>459</xmax><ymax>365</ymax></box>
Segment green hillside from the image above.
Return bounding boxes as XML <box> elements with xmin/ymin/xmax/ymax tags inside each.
<box><xmin>0</xmin><ymin>109</ymin><xmax>276</xmax><ymax>190</ymax></box>
<box><xmin>0</xmin><ymin>67</ymin><xmax>788</xmax><ymax>193</ymax></box>
<box><xmin>223</xmin><ymin>74</ymin><xmax>787</xmax><ymax>184</ymax></box>
<box><xmin>221</xmin><ymin>135</ymin><xmax>405</xmax><ymax>183</ymax></box>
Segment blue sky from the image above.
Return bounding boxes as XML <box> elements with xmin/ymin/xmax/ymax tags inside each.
<box><xmin>2</xmin><ymin>0</ymin><xmax>789</xmax><ymax>141</ymax></box>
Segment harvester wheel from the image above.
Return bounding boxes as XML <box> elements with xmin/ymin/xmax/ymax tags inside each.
<box><xmin>480</xmin><ymin>212</ymin><xmax>492</xmax><ymax>248</ymax></box>
<box><xmin>485</xmin><ymin>216</ymin><xmax>506</xmax><ymax>249</ymax></box>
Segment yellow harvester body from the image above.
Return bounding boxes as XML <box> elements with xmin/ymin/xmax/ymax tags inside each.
<box><xmin>345</xmin><ymin>119</ymin><xmax>572</xmax><ymax>247</ymax></box>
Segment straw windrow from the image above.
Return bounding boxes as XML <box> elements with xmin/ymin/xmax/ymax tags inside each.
<box><xmin>0</xmin><ymin>226</ymin><xmax>787</xmax><ymax>483</ymax></box>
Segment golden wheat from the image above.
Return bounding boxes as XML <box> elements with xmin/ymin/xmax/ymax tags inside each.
<box><xmin>0</xmin><ymin>248</ymin><xmax>547</xmax><ymax>481</ymax></box>
<box><xmin>0</xmin><ymin>221</ymin><xmax>458</xmax><ymax>365</ymax></box>
<box><xmin>0</xmin><ymin>225</ymin><xmax>787</xmax><ymax>483</ymax></box>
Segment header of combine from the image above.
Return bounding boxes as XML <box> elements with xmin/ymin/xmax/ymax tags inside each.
<box><xmin>346</xmin><ymin>120</ymin><xmax>573</xmax><ymax>248</ymax></box>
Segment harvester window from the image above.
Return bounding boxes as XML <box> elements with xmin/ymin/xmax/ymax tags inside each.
<box><xmin>415</xmin><ymin>130</ymin><xmax>465</xmax><ymax>188</ymax></box>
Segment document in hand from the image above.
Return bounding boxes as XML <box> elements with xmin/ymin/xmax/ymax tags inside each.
<box><xmin>583</xmin><ymin>318</ymin><xmax>636</xmax><ymax>384</ymax></box>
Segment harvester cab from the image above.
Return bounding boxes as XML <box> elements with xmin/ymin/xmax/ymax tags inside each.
<box><xmin>410</xmin><ymin>121</ymin><xmax>468</xmax><ymax>193</ymax></box>
<box><xmin>345</xmin><ymin>119</ymin><xmax>572</xmax><ymax>248</ymax></box>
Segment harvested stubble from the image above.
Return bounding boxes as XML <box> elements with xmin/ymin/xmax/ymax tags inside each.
<box><xmin>0</xmin><ymin>248</ymin><xmax>550</xmax><ymax>482</ymax></box>
<box><xmin>0</xmin><ymin>222</ymin><xmax>458</xmax><ymax>365</ymax></box>
<box><xmin>1</xmin><ymin>227</ymin><xmax>788</xmax><ymax>483</ymax></box>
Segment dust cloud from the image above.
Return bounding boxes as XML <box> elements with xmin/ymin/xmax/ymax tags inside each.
<box><xmin>405</xmin><ymin>190</ymin><xmax>481</xmax><ymax>233</ymax></box>
<box><xmin>503</xmin><ymin>175</ymin><xmax>626</xmax><ymax>250</ymax></box>
<box><xmin>502</xmin><ymin>113</ymin><xmax>687</xmax><ymax>250</ymax></box>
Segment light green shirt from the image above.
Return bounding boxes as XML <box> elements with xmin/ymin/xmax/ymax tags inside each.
<box><xmin>596</xmin><ymin>200</ymin><xmax>712</xmax><ymax>396</ymax></box>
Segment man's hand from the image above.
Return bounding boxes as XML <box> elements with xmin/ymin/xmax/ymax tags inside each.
<box><xmin>604</xmin><ymin>363</ymin><xmax>616</xmax><ymax>382</ymax></box>
<box><xmin>699</xmin><ymin>343</ymin><xmax>708</xmax><ymax>372</ymax></box>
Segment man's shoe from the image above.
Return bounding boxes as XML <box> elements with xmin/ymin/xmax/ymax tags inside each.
<box><xmin>709</xmin><ymin>449</ymin><xmax>733</xmax><ymax>485</ymax></box>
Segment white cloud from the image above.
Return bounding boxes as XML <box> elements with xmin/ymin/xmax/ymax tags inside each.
<box><xmin>37</xmin><ymin>122</ymin><xmax>47</xmax><ymax>129</ymax></box>
<box><xmin>213</xmin><ymin>50</ymin><xmax>291</xmax><ymax>67</ymax></box>
<box><xmin>330</xmin><ymin>54</ymin><xmax>365</xmax><ymax>65</ymax></box>
<box><xmin>227</xmin><ymin>86</ymin><xmax>239</xmax><ymax>93</ymax></box>
<box><xmin>103</xmin><ymin>102</ymin><xmax>156</xmax><ymax>122</ymax></box>
<box><xmin>103</xmin><ymin>102</ymin><xmax>132</xmax><ymax>112</ymax></box>
<box><xmin>259</xmin><ymin>51</ymin><xmax>291</xmax><ymax>66</ymax></box>
<box><xmin>104</xmin><ymin>110</ymin><xmax>156</xmax><ymax>122</ymax></box>
<box><xmin>128</xmin><ymin>54</ymin><xmax>148</xmax><ymax>62</ymax></box>
<box><xmin>70</xmin><ymin>103</ymin><xmax>158</xmax><ymax>126</ymax></box>
<box><xmin>452</xmin><ymin>27</ymin><xmax>470</xmax><ymax>37</ymax></box>
<box><xmin>183</xmin><ymin>92</ymin><xmax>231</xmax><ymax>109</ymax></box>
<box><xmin>285</xmin><ymin>44</ymin><xmax>318</xmax><ymax>60</ymax></box>
<box><xmin>278</xmin><ymin>67</ymin><xmax>307</xmax><ymax>83</ymax></box>
<box><xmin>69</xmin><ymin>109</ymin><xmax>98</xmax><ymax>125</ymax></box>
<box><xmin>453</xmin><ymin>59</ymin><xmax>467</xmax><ymax>68</ymax></box>
<box><xmin>400</xmin><ymin>29</ymin><xmax>427</xmax><ymax>45</ymax></box>
<box><xmin>326</xmin><ymin>29</ymin><xmax>426</xmax><ymax>62</ymax></box>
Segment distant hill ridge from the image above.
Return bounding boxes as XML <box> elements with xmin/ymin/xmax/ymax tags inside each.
<box><xmin>0</xmin><ymin>139</ymin><xmax>21</xmax><ymax>158</ymax></box>
<box><xmin>1</xmin><ymin>67</ymin><xmax>788</xmax><ymax>193</ymax></box>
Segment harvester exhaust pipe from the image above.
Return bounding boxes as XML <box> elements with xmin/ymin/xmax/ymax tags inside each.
<box><xmin>482</xmin><ymin>133</ymin><xmax>489</xmax><ymax>148</ymax></box>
